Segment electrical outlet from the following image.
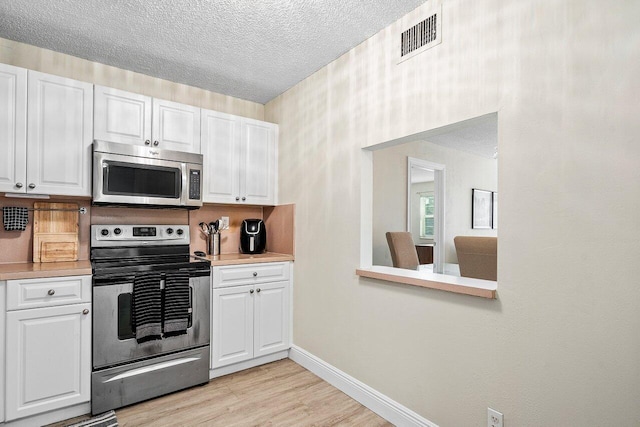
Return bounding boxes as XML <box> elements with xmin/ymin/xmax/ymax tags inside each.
<box><xmin>220</xmin><ymin>216</ymin><xmax>229</xmax><ymax>230</ymax></box>
<box><xmin>488</xmin><ymin>408</ymin><xmax>503</xmax><ymax>427</ymax></box>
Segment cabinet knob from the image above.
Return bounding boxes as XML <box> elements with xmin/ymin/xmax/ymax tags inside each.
<box><xmin>242</xmin><ymin>197</ymin><xmax>246</xmax><ymax>201</ymax></box>
<box><xmin>47</xmin><ymin>289</ymin><xmax>55</xmax><ymax>296</ymax></box>
<box><xmin>253</xmin><ymin>272</ymin><xmax>258</xmax><ymax>277</ymax></box>
<box><xmin>256</xmin><ymin>288</ymin><xmax>261</xmax><ymax>293</ymax></box>
<box><xmin>153</xmin><ymin>140</ymin><xmax>159</xmax><ymax>146</ymax></box>
<box><xmin>249</xmin><ymin>289</ymin><xmax>254</xmax><ymax>294</ymax></box>
<box><xmin>145</xmin><ymin>140</ymin><xmax>151</xmax><ymax>145</ymax></box>
<box><xmin>235</xmin><ymin>197</ymin><xmax>240</xmax><ymax>201</ymax></box>
<box><xmin>28</xmin><ymin>183</ymin><xmax>36</xmax><ymax>189</ymax></box>
<box><xmin>82</xmin><ymin>309</ymin><xmax>90</xmax><ymax>315</ymax></box>
<box><xmin>15</xmin><ymin>182</ymin><xmax>23</xmax><ymax>189</ymax></box>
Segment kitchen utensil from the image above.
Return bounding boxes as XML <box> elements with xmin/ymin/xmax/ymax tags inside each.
<box><xmin>199</xmin><ymin>222</ymin><xmax>211</xmax><ymax>235</ymax></box>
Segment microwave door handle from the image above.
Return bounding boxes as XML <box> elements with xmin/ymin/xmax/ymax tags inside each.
<box><xmin>181</xmin><ymin>164</ymin><xmax>188</xmax><ymax>205</ymax></box>
<box><xmin>102</xmin><ymin>162</ymin><xmax>109</xmax><ymax>192</ymax></box>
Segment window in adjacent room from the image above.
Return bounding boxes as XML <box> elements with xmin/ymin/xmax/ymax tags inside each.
<box><xmin>419</xmin><ymin>192</ymin><xmax>435</xmax><ymax>238</ymax></box>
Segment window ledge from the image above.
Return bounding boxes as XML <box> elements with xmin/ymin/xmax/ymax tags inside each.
<box><xmin>356</xmin><ymin>265</ymin><xmax>497</xmax><ymax>299</ymax></box>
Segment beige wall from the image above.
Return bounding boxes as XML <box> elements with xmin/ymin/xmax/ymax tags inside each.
<box><xmin>373</xmin><ymin>139</ymin><xmax>497</xmax><ymax>266</ymax></box>
<box><xmin>0</xmin><ymin>38</ymin><xmax>264</xmax><ymax>120</ymax></box>
<box><xmin>266</xmin><ymin>0</ymin><xmax>640</xmax><ymax>425</ymax></box>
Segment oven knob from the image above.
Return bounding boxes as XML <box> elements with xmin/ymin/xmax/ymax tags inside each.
<box><xmin>100</xmin><ymin>229</ymin><xmax>109</xmax><ymax>236</ymax></box>
<box><xmin>176</xmin><ymin>228</ymin><xmax>184</xmax><ymax>236</ymax></box>
<box><xmin>166</xmin><ymin>228</ymin><xmax>174</xmax><ymax>235</ymax></box>
<box><xmin>113</xmin><ymin>228</ymin><xmax>122</xmax><ymax>235</ymax></box>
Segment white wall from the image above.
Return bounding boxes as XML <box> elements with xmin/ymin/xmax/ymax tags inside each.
<box><xmin>266</xmin><ymin>0</ymin><xmax>640</xmax><ymax>425</ymax></box>
<box><xmin>373</xmin><ymin>139</ymin><xmax>497</xmax><ymax>266</ymax></box>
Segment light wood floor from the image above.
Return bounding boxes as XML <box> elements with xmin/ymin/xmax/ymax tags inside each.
<box><xmin>58</xmin><ymin>359</ymin><xmax>394</xmax><ymax>426</ymax></box>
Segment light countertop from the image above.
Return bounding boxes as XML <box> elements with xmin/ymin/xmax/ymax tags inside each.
<box><xmin>0</xmin><ymin>253</ymin><xmax>294</xmax><ymax>280</ymax></box>
<box><xmin>0</xmin><ymin>260</ymin><xmax>92</xmax><ymax>281</ymax></box>
<box><xmin>202</xmin><ymin>252</ymin><xmax>294</xmax><ymax>266</ymax></box>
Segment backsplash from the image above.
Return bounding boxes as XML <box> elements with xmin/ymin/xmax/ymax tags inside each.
<box><xmin>0</xmin><ymin>195</ymin><xmax>293</xmax><ymax>263</ymax></box>
<box><xmin>0</xmin><ymin>196</ymin><xmax>91</xmax><ymax>263</ymax></box>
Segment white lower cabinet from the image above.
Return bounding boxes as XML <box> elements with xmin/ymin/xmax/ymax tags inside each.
<box><xmin>0</xmin><ymin>280</ymin><xmax>5</xmax><ymax>424</ymax></box>
<box><xmin>3</xmin><ymin>275</ymin><xmax>91</xmax><ymax>422</ymax></box>
<box><xmin>211</xmin><ymin>263</ymin><xmax>290</xmax><ymax>369</ymax></box>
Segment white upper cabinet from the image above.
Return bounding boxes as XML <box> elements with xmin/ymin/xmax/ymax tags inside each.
<box><xmin>241</xmin><ymin>118</ymin><xmax>277</xmax><ymax>205</ymax></box>
<box><xmin>94</xmin><ymin>86</ymin><xmax>200</xmax><ymax>153</ymax></box>
<box><xmin>93</xmin><ymin>86</ymin><xmax>151</xmax><ymax>146</ymax></box>
<box><xmin>201</xmin><ymin>109</ymin><xmax>277</xmax><ymax>205</ymax></box>
<box><xmin>201</xmin><ymin>110</ymin><xmax>241</xmax><ymax>204</ymax></box>
<box><xmin>0</xmin><ymin>66</ymin><xmax>92</xmax><ymax>197</ymax></box>
<box><xmin>152</xmin><ymin>98</ymin><xmax>201</xmax><ymax>153</ymax></box>
<box><xmin>26</xmin><ymin>71</ymin><xmax>93</xmax><ymax>197</ymax></box>
<box><xmin>0</xmin><ymin>63</ymin><xmax>27</xmax><ymax>194</ymax></box>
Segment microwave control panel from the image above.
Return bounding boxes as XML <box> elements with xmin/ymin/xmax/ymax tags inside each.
<box><xmin>189</xmin><ymin>169</ymin><xmax>201</xmax><ymax>200</ymax></box>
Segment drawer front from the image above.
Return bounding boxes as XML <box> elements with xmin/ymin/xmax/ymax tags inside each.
<box><xmin>6</xmin><ymin>275</ymin><xmax>91</xmax><ymax>310</ymax></box>
<box><xmin>213</xmin><ymin>262</ymin><xmax>289</xmax><ymax>288</ymax></box>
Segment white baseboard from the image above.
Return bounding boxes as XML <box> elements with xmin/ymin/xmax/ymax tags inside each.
<box><xmin>289</xmin><ymin>345</ymin><xmax>437</xmax><ymax>427</ymax></box>
<box><xmin>209</xmin><ymin>350</ymin><xmax>289</xmax><ymax>379</ymax></box>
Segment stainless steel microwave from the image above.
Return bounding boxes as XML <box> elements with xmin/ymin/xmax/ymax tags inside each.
<box><xmin>93</xmin><ymin>140</ymin><xmax>203</xmax><ymax>209</ymax></box>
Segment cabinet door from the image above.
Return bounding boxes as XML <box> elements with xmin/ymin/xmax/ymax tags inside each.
<box><xmin>152</xmin><ymin>98</ymin><xmax>200</xmax><ymax>153</ymax></box>
<box><xmin>27</xmin><ymin>71</ymin><xmax>93</xmax><ymax>196</ymax></box>
<box><xmin>94</xmin><ymin>85</ymin><xmax>152</xmax><ymax>145</ymax></box>
<box><xmin>211</xmin><ymin>284</ymin><xmax>254</xmax><ymax>368</ymax></box>
<box><xmin>254</xmin><ymin>281</ymin><xmax>290</xmax><ymax>358</ymax></box>
<box><xmin>0</xmin><ymin>63</ymin><xmax>27</xmax><ymax>193</ymax></box>
<box><xmin>239</xmin><ymin>118</ymin><xmax>277</xmax><ymax>205</ymax></box>
<box><xmin>5</xmin><ymin>303</ymin><xmax>91</xmax><ymax>421</ymax></box>
<box><xmin>0</xmin><ymin>281</ymin><xmax>5</xmax><ymax>423</ymax></box>
<box><xmin>201</xmin><ymin>109</ymin><xmax>241</xmax><ymax>203</ymax></box>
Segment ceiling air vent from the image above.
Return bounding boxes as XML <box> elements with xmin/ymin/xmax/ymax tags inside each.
<box><xmin>398</xmin><ymin>6</ymin><xmax>442</xmax><ymax>63</ymax></box>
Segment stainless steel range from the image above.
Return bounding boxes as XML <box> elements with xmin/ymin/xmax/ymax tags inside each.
<box><xmin>90</xmin><ymin>224</ymin><xmax>210</xmax><ymax>414</ymax></box>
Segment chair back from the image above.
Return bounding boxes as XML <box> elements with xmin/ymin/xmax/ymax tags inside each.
<box><xmin>453</xmin><ymin>236</ymin><xmax>497</xmax><ymax>281</ymax></box>
<box><xmin>386</xmin><ymin>232</ymin><xmax>420</xmax><ymax>270</ymax></box>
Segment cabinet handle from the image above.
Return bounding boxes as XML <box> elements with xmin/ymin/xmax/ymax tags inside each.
<box><xmin>145</xmin><ymin>140</ymin><xmax>151</xmax><ymax>145</ymax></box>
<box><xmin>47</xmin><ymin>289</ymin><xmax>55</xmax><ymax>296</ymax></box>
<box><xmin>253</xmin><ymin>272</ymin><xmax>258</xmax><ymax>277</ymax></box>
<box><xmin>242</xmin><ymin>197</ymin><xmax>246</xmax><ymax>201</ymax></box>
<box><xmin>82</xmin><ymin>309</ymin><xmax>90</xmax><ymax>315</ymax></box>
<box><xmin>153</xmin><ymin>140</ymin><xmax>159</xmax><ymax>146</ymax></box>
<box><xmin>249</xmin><ymin>289</ymin><xmax>254</xmax><ymax>294</ymax></box>
<box><xmin>15</xmin><ymin>182</ymin><xmax>23</xmax><ymax>188</ymax></box>
<box><xmin>28</xmin><ymin>183</ymin><xmax>36</xmax><ymax>189</ymax></box>
<box><xmin>256</xmin><ymin>288</ymin><xmax>261</xmax><ymax>293</ymax></box>
<box><xmin>235</xmin><ymin>197</ymin><xmax>240</xmax><ymax>201</ymax></box>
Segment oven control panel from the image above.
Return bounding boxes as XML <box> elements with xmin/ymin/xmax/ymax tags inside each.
<box><xmin>91</xmin><ymin>224</ymin><xmax>190</xmax><ymax>247</ymax></box>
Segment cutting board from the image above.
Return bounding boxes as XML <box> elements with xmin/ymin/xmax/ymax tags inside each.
<box><xmin>33</xmin><ymin>202</ymin><xmax>79</xmax><ymax>263</ymax></box>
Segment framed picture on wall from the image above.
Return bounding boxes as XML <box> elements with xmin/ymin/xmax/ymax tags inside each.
<box><xmin>492</xmin><ymin>192</ymin><xmax>498</xmax><ymax>229</ymax></box>
<box><xmin>472</xmin><ymin>188</ymin><xmax>492</xmax><ymax>229</ymax></box>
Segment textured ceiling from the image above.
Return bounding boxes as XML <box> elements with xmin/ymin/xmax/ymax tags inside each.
<box><xmin>0</xmin><ymin>0</ymin><xmax>426</xmax><ymax>104</ymax></box>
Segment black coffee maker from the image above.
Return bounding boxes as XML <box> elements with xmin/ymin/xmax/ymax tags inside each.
<box><xmin>240</xmin><ymin>219</ymin><xmax>266</xmax><ymax>254</ymax></box>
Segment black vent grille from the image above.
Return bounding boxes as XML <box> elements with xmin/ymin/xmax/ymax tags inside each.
<box><xmin>401</xmin><ymin>13</ymin><xmax>438</xmax><ymax>57</ymax></box>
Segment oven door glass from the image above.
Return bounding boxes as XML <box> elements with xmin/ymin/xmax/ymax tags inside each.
<box><xmin>103</xmin><ymin>161</ymin><xmax>181</xmax><ymax>199</ymax></box>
